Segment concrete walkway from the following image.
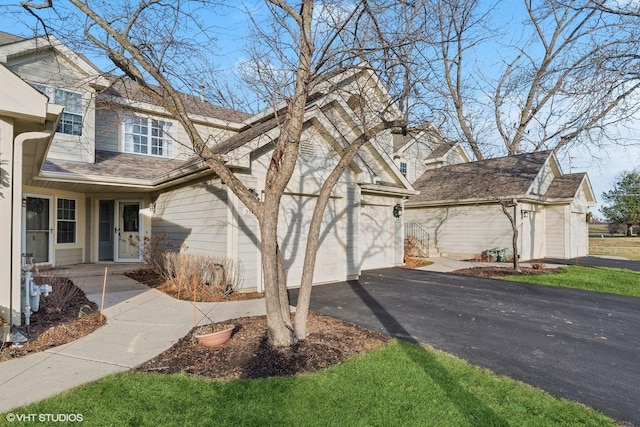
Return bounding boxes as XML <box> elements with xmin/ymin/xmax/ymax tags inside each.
<box><xmin>0</xmin><ymin>264</ymin><xmax>266</xmax><ymax>413</ymax></box>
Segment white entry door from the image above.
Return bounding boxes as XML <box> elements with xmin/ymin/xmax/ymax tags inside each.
<box><xmin>115</xmin><ymin>201</ymin><xmax>142</xmax><ymax>262</ymax></box>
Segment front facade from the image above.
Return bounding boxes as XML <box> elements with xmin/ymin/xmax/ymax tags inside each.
<box><xmin>0</xmin><ymin>33</ymin><xmax>414</xmax><ymax>332</ymax></box>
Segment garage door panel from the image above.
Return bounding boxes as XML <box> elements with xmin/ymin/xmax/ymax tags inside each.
<box><xmin>360</xmin><ymin>205</ymin><xmax>393</xmax><ymax>270</ymax></box>
<box><xmin>279</xmin><ymin>196</ymin><xmax>345</xmax><ymax>287</ymax></box>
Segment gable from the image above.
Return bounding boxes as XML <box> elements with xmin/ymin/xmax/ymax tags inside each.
<box><xmin>0</xmin><ymin>64</ymin><xmax>49</xmax><ymax>123</ymax></box>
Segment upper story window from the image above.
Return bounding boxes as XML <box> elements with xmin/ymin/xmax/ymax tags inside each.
<box><xmin>31</xmin><ymin>84</ymin><xmax>83</xmax><ymax>136</ymax></box>
<box><xmin>399</xmin><ymin>161</ymin><xmax>407</xmax><ymax>177</ymax></box>
<box><xmin>124</xmin><ymin>116</ymin><xmax>172</xmax><ymax>157</ymax></box>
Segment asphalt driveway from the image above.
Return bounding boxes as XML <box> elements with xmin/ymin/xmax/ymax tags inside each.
<box><xmin>543</xmin><ymin>256</ymin><xmax>640</xmax><ymax>271</ymax></box>
<box><xmin>290</xmin><ymin>267</ymin><xmax>640</xmax><ymax>425</ymax></box>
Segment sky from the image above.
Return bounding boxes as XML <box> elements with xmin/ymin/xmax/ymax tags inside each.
<box><xmin>0</xmin><ymin>0</ymin><xmax>638</xmax><ymax>214</ymax></box>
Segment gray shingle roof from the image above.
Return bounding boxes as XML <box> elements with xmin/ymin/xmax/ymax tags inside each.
<box><xmin>102</xmin><ymin>77</ymin><xmax>252</xmax><ymax>124</ymax></box>
<box><xmin>545</xmin><ymin>173</ymin><xmax>586</xmax><ymax>199</ymax></box>
<box><xmin>42</xmin><ymin>150</ymin><xmax>185</xmax><ymax>181</ymax></box>
<box><xmin>409</xmin><ymin>150</ymin><xmax>552</xmax><ymax>203</ymax></box>
<box><xmin>426</xmin><ymin>141</ymin><xmax>457</xmax><ymax>160</ymax></box>
<box><xmin>0</xmin><ymin>31</ymin><xmax>25</xmax><ymax>46</ymax></box>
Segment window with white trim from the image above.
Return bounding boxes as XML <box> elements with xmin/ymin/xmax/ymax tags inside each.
<box><xmin>56</xmin><ymin>198</ymin><xmax>76</xmax><ymax>244</ymax></box>
<box><xmin>124</xmin><ymin>116</ymin><xmax>172</xmax><ymax>157</ymax></box>
<box><xmin>399</xmin><ymin>161</ymin><xmax>407</xmax><ymax>177</ymax></box>
<box><xmin>31</xmin><ymin>84</ymin><xmax>83</xmax><ymax>135</ymax></box>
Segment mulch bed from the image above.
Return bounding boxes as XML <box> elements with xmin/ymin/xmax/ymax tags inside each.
<box><xmin>454</xmin><ymin>266</ymin><xmax>561</xmax><ymax>278</ymax></box>
<box><xmin>136</xmin><ymin>313</ymin><xmax>388</xmax><ymax>380</ymax></box>
<box><xmin>0</xmin><ymin>281</ymin><xmax>104</xmax><ymax>362</ymax></box>
<box><xmin>125</xmin><ymin>269</ymin><xmax>265</xmax><ymax>302</ymax></box>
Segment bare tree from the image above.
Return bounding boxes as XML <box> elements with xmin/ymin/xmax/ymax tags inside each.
<box><xmin>22</xmin><ymin>0</ymin><xmax>422</xmax><ymax>347</ymax></box>
<box><xmin>411</xmin><ymin>0</ymin><xmax>640</xmax><ymax>159</ymax></box>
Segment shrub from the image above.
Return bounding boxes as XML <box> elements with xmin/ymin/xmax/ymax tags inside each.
<box><xmin>162</xmin><ymin>252</ymin><xmax>244</xmax><ymax>299</ymax></box>
<box><xmin>34</xmin><ymin>270</ymin><xmax>81</xmax><ymax>313</ymax></box>
<box><xmin>129</xmin><ymin>231</ymin><xmax>174</xmax><ymax>277</ymax></box>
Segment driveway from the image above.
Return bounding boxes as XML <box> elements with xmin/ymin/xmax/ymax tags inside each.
<box><xmin>290</xmin><ymin>268</ymin><xmax>640</xmax><ymax>425</ymax></box>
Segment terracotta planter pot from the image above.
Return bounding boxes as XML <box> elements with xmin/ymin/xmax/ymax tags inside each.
<box><xmin>194</xmin><ymin>325</ymin><xmax>235</xmax><ymax>348</ymax></box>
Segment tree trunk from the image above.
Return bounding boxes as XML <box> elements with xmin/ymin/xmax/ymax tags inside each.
<box><xmin>260</xmin><ymin>199</ymin><xmax>295</xmax><ymax>348</ymax></box>
<box><xmin>628</xmin><ymin>224</ymin><xmax>633</xmax><ymax>237</ymax></box>
<box><xmin>500</xmin><ymin>201</ymin><xmax>520</xmax><ymax>272</ymax></box>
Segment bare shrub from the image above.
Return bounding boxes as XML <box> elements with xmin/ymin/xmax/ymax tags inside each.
<box><xmin>34</xmin><ymin>271</ymin><xmax>81</xmax><ymax>313</ymax></box>
<box><xmin>531</xmin><ymin>263</ymin><xmax>544</xmax><ymax>270</ymax></box>
<box><xmin>129</xmin><ymin>231</ymin><xmax>174</xmax><ymax>277</ymax></box>
<box><xmin>404</xmin><ymin>236</ymin><xmax>421</xmax><ymax>257</ymax></box>
<box><xmin>163</xmin><ymin>252</ymin><xmax>244</xmax><ymax>299</ymax></box>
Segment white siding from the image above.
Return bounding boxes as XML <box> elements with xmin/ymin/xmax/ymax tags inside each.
<box><xmin>8</xmin><ymin>51</ymin><xmax>97</xmax><ymax>163</ymax></box>
<box><xmin>152</xmin><ymin>180</ymin><xmax>227</xmax><ymax>256</ymax></box>
<box><xmin>405</xmin><ymin>204</ymin><xmax>514</xmax><ymax>259</ymax></box>
<box><xmin>279</xmin><ymin>195</ymin><xmax>346</xmax><ymax>287</ymax></box>
<box><xmin>545</xmin><ymin>205</ymin><xmax>567</xmax><ymax>258</ymax></box>
<box><xmin>55</xmin><ymin>248</ymin><xmax>83</xmax><ymax>266</ymax></box>
<box><xmin>360</xmin><ymin>204</ymin><xmax>393</xmax><ymax>270</ymax></box>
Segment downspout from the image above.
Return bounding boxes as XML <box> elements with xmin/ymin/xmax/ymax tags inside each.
<box><xmin>9</xmin><ymin>131</ymin><xmax>55</xmax><ymax>334</ymax></box>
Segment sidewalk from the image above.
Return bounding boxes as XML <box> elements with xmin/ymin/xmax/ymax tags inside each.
<box><xmin>0</xmin><ymin>264</ymin><xmax>266</xmax><ymax>413</ymax></box>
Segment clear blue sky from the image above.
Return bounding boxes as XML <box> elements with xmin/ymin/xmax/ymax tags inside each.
<box><xmin>1</xmin><ymin>1</ymin><xmax>638</xmax><ymax>210</ymax></box>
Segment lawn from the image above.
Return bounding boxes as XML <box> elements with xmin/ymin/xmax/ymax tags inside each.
<box><xmin>4</xmin><ymin>340</ymin><xmax>613</xmax><ymax>426</ymax></box>
<box><xmin>501</xmin><ymin>266</ymin><xmax>640</xmax><ymax>297</ymax></box>
<box><xmin>589</xmin><ymin>236</ymin><xmax>640</xmax><ymax>260</ymax></box>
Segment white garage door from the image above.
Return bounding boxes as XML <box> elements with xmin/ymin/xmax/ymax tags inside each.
<box><xmin>278</xmin><ymin>196</ymin><xmax>345</xmax><ymax>287</ymax></box>
<box><xmin>360</xmin><ymin>204</ymin><xmax>393</xmax><ymax>270</ymax></box>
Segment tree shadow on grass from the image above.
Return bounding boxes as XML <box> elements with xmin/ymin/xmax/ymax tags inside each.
<box><xmin>346</xmin><ymin>280</ymin><xmax>510</xmax><ymax>427</ymax></box>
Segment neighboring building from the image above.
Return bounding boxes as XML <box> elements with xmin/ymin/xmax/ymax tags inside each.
<box><xmin>405</xmin><ymin>150</ymin><xmax>596</xmax><ymax>261</ymax></box>
<box><xmin>391</xmin><ymin>123</ymin><xmax>470</xmax><ymax>184</ymax></box>
<box><xmin>0</xmin><ymin>32</ymin><xmax>415</xmax><ymax>332</ymax></box>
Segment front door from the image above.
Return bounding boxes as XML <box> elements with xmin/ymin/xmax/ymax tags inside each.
<box><xmin>115</xmin><ymin>201</ymin><xmax>142</xmax><ymax>262</ymax></box>
<box><xmin>98</xmin><ymin>200</ymin><xmax>114</xmax><ymax>261</ymax></box>
<box><xmin>23</xmin><ymin>195</ymin><xmax>53</xmax><ymax>264</ymax></box>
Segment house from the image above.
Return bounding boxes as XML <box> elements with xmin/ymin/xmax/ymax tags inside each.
<box><xmin>404</xmin><ymin>150</ymin><xmax>596</xmax><ymax>261</ymax></box>
<box><xmin>0</xmin><ymin>32</ymin><xmax>415</xmax><ymax>331</ymax></box>
<box><xmin>391</xmin><ymin>123</ymin><xmax>470</xmax><ymax>184</ymax></box>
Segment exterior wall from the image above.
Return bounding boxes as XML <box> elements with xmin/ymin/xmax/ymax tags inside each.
<box><xmin>152</xmin><ymin>179</ymin><xmax>228</xmax><ymax>256</ymax></box>
<box><xmin>230</xmin><ymin>177</ymin><xmax>260</xmax><ymax>291</ymax></box>
<box><xmin>7</xmin><ymin>51</ymin><xmax>97</xmax><ymax>163</ymax></box>
<box><xmin>359</xmin><ymin>193</ymin><xmax>402</xmax><ymax>270</ymax></box>
<box><xmin>95</xmin><ymin>103</ymin><xmax>238</xmax><ymax>160</ymax></box>
<box><xmin>55</xmin><ymin>248</ymin><xmax>83</xmax><ymax>266</ymax></box>
<box><xmin>545</xmin><ymin>205</ymin><xmax>567</xmax><ymax>258</ymax></box>
<box><xmin>570</xmin><ymin>187</ymin><xmax>590</xmax><ymax>257</ymax></box>
<box><xmin>519</xmin><ymin>203</ymin><xmax>546</xmax><ymax>261</ymax></box>
<box><xmin>395</xmin><ymin>133</ymin><xmax>441</xmax><ymax>184</ymax></box>
<box><xmin>22</xmin><ymin>185</ymin><xmax>87</xmax><ymax>266</ymax></box>
<box><xmin>530</xmin><ymin>160</ymin><xmax>558</xmax><ymax>196</ymax></box>
<box><xmin>0</xmin><ymin>116</ymin><xmax>21</xmax><ymax>329</ymax></box>
<box><xmin>405</xmin><ymin>204</ymin><xmax>515</xmax><ymax>260</ymax></box>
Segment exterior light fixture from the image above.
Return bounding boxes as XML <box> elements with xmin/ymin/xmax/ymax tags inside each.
<box><xmin>393</xmin><ymin>203</ymin><xmax>403</xmax><ymax>218</ymax></box>
<box><xmin>522</xmin><ymin>210</ymin><xmax>529</xmax><ymax>218</ymax></box>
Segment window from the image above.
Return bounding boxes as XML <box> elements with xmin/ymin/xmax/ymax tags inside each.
<box><xmin>30</xmin><ymin>84</ymin><xmax>83</xmax><ymax>135</ymax></box>
<box><xmin>399</xmin><ymin>161</ymin><xmax>407</xmax><ymax>177</ymax></box>
<box><xmin>54</xmin><ymin>90</ymin><xmax>83</xmax><ymax>135</ymax></box>
<box><xmin>56</xmin><ymin>198</ymin><xmax>76</xmax><ymax>244</ymax></box>
<box><xmin>124</xmin><ymin>116</ymin><xmax>172</xmax><ymax>157</ymax></box>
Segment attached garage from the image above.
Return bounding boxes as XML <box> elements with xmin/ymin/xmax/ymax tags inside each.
<box><xmin>279</xmin><ymin>195</ymin><xmax>346</xmax><ymax>287</ymax></box>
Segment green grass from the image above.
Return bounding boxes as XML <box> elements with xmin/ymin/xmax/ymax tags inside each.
<box><xmin>3</xmin><ymin>340</ymin><xmax>613</xmax><ymax>426</ymax></box>
<box><xmin>502</xmin><ymin>266</ymin><xmax>640</xmax><ymax>297</ymax></box>
<box><xmin>589</xmin><ymin>237</ymin><xmax>640</xmax><ymax>260</ymax></box>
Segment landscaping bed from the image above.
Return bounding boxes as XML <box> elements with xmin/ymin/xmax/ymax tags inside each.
<box><xmin>0</xmin><ymin>280</ymin><xmax>104</xmax><ymax>362</ymax></box>
<box><xmin>136</xmin><ymin>313</ymin><xmax>388</xmax><ymax>379</ymax></box>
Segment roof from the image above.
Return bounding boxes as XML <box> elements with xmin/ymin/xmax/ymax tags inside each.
<box><xmin>409</xmin><ymin>150</ymin><xmax>552</xmax><ymax>203</ymax></box>
<box><xmin>42</xmin><ymin>150</ymin><xmax>185</xmax><ymax>181</ymax></box>
<box><xmin>426</xmin><ymin>141</ymin><xmax>457</xmax><ymax>160</ymax></box>
<box><xmin>102</xmin><ymin>77</ymin><xmax>252</xmax><ymax>124</ymax></box>
<box><xmin>0</xmin><ymin>31</ymin><xmax>25</xmax><ymax>46</ymax></box>
<box><xmin>545</xmin><ymin>173</ymin><xmax>586</xmax><ymax>199</ymax></box>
